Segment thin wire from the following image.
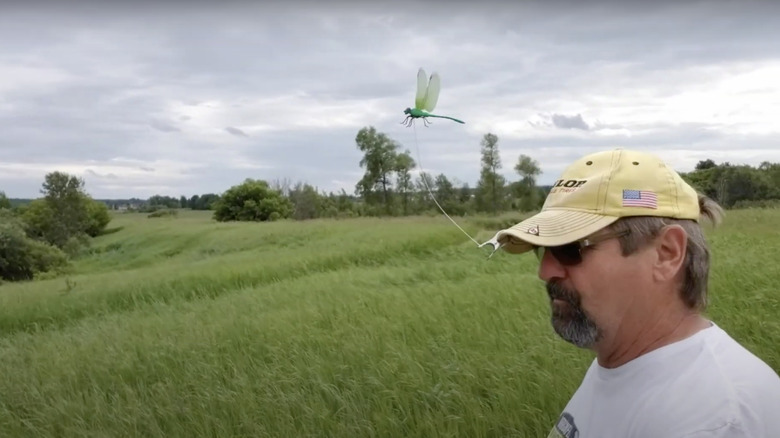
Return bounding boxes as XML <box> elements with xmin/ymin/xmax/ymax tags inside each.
<box><xmin>412</xmin><ymin>121</ymin><xmax>481</xmax><ymax>247</ymax></box>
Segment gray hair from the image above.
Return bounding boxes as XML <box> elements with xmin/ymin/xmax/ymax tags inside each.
<box><xmin>606</xmin><ymin>194</ymin><xmax>725</xmax><ymax>310</ymax></box>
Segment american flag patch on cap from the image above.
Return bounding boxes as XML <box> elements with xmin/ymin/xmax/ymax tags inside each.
<box><xmin>622</xmin><ymin>189</ymin><xmax>658</xmax><ymax>209</ymax></box>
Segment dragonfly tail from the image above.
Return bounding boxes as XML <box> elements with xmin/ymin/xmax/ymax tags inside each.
<box><xmin>429</xmin><ymin>114</ymin><xmax>465</xmax><ymax>124</ymax></box>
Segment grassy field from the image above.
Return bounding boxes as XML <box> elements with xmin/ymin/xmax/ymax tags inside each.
<box><xmin>0</xmin><ymin>209</ymin><xmax>778</xmax><ymax>437</ymax></box>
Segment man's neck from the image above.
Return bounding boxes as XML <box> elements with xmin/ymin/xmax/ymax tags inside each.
<box><xmin>595</xmin><ymin>309</ymin><xmax>711</xmax><ymax>369</ymax></box>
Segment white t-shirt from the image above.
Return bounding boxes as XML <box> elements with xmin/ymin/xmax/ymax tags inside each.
<box><xmin>546</xmin><ymin>323</ymin><xmax>780</xmax><ymax>438</ymax></box>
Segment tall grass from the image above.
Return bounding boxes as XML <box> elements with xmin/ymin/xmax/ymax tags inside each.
<box><xmin>0</xmin><ymin>209</ymin><xmax>777</xmax><ymax>437</ymax></box>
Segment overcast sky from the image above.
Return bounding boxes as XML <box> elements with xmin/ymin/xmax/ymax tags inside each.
<box><xmin>2</xmin><ymin>0</ymin><xmax>779</xmax><ymax>199</ymax></box>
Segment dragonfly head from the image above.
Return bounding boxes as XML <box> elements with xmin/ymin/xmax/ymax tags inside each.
<box><xmin>403</xmin><ymin>107</ymin><xmax>412</xmax><ymax>115</ymax></box>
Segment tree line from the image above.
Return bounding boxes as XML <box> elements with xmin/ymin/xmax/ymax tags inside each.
<box><xmin>679</xmin><ymin>159</ymin><xmax>780</xmax><ymax>209</ymax></box>
<box><xmin>211</xmin><ymin>127</ymin><xmax>780</xmax><ymax>222</ymax></box>
<box><xmin>3</xmin><ymin>126</ymin><xmax>779</xmax><ymax>282</ymax></box>
<box><xmin>99</xmin><ymin>194</ymin><xmax>221</xmax><ymax>211</ymax></box>
<box><xmin>209</xmin><ymin>127</ymin><xmax>545</xmax><ymax>222</ymax></box>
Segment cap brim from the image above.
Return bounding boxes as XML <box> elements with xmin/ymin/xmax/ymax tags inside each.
<box><xmin>489</xmin><ymin>209</ymin><xmax>619</xmax><ymax>254</ymax></box>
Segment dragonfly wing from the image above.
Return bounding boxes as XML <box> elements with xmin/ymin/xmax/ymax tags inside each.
<box><xmin>423</xmin><ymin>72</ymin><xmax>440</xmax><ymax>112</ymax></box>
<box><xmin>415</xmin><ymin>68</ymin><xmax>428</xmax><ymax>110</ymax></box>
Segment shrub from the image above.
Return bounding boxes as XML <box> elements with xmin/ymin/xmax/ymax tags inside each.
<box><xmin>85</xmin><ymin>200</ymin><xmax>111</xmax><ymax>236</ymax></box>
<box><xmin>61</xmin><ymin>233</ymin><xmax>92</xmax><ymax>258</ymax></box>
<box><xmin>0</xmin><ymin>217</ymin><xmax>69</xmax><ymax>281</ymax></box>
<box><xmin>148</xmin><ymin>209</ymin><xmax>178</xmax><ymax>218</ymax></box>
<box><xmin>213</xmin><ymin>179</ymin><xmax>292</xmax><ymax>222</ymax></box>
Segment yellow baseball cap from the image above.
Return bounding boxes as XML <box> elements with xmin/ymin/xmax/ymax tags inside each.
<box><xmin>484</xmin><ymin>148</ymin><xmax>701</xmax><ymax>254</ymax></box>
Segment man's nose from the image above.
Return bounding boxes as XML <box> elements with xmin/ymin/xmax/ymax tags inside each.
<box><xmin>538</xmin><ymin>248</ymin><xmax>567</xmax><ymax>282</ymax></box>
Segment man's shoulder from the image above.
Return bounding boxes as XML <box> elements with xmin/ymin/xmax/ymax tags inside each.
<box><xmin>701</xmin><ymin>324</ymin><xmax>780</xmax><ymax>388</ymax></box>
<box><xmin>635</xmin><ymin>324</ymin><xmax>780</xmax><ymax>436</ymax></box>
<box><xmin>565</xmin><ymin>324</ymin><xmax>780</xmax><ymax>436</ymax></box>
<box><xmin>629</xmin><ymin>322</ymin><xmax>778</xmax><ymax>388</ymax></box>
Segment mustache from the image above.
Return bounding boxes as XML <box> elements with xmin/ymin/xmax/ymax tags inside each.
<box><xmin>546</xmin><ymin>281</ymin><xmax>581</xmax><ymax>305</ymax></box>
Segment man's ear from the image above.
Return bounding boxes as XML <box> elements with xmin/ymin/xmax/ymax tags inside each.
<box><xmin>653</xmin><ymin>225</ymin><xmax>688</xmax><ymax>283</ymax></box>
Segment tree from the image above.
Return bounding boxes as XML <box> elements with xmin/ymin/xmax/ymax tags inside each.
<box><xmin>0</xmin><ymin>191</ymin><xmax>10</xmax><ymax>210</ymax></box>
<box><xmin>695</xmin><ymin>159</ymin><xmax>717</xmax><ymax>171</ymax></box>
<box><xmin>513</xmin><ymin>154</ymin><xmax>542</xmax><ymax>211</ymax></box>
<box><xmin>413</xmin><ymin>172</ymin><xmax>436</xmax><ymax>213</ymax></box>
<box><xmin>434</xmin><ymin>173</ymin><xmax>464</xmax><ymax>215</ymax></box>
<box><xmin>475</xmin><ymin>133</ymin><xmax>506</xmax><ymax>214</ymax></box>
<box><xmin>213</xmin><ymin>179</ymin><xmax>292</xmax><ymax>222</ymax></box>
<box><xmin>458</xmin><ymin>183</ymin><xmax>473</xmax><ymax>211</ymax></box>
<box><xmin>288</xmin><ymin>182</ymin><xmax>322</xmax><ymax>220</ymax></box>
<box><xmin>394</xmin><ymin>150</ymin><xmax>416</xmax><ymax>215</ymax></box>
<box><xmin>336</xmin><ymin>189</ymin><xmax>357</xmax><ymax>217</ymax></box>
<box><xmin>355</xmin><ymin>126</ymin><xmax>399</xmax><ymax>214</ymax></box>
<box><xmin>41</xmin><ymin>172</ymin><xmax>89</xmax><ymax>248</ymax></box>
<box><xmin>682</xmin><ymin>162</ymin><xmax>777</xmax><ymax>208</ymax></box>
<box><xmin>2</xmin><ymin>172</ymin><xmax>109</xmax><ymax>270</ymax></box>
<box><xmin>514</xmin><ymin>154</ymin><xmax>542</xmax><ymax>187</ymax></box>
<box><xmin>317</xmin><ymin>192</ymin><xmax>340</xmax><ymax>218</ymax></box>
<box><xmin>716</xmin><ymin>165</ymin><xmax>773</xmax><ymax>207</ymax></box>
<box><xmin>34</xmin><ymin>172</ymin><xmax>92</xmax><ymax>249</ymax></box>
<box><xmin>188</xmin><ymin>194</ymin><xmax>200</xmax><ymax>209</ymax></box>
<box><xmin>758</xmin><ymin>161</ymin><xmax>780</xmax><ymax>199</ymax></box>
<box><xmin>270</xmin><ymin>178</ymin><xmax>293</xmax><ymax>198</ymax></box>
<box><xmin>189</xmin><ymin>193</ymin><xmax>220</xmax><ymax>210</ymax></box>
<box><xmin>148</xmin><ymin>195</ymin><xmax>179</xmax><ymax>209</ymax></box>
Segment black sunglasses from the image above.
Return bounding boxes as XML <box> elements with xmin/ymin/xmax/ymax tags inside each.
<box><xmin>533</xmin><ymin>229</ymin><xmax>630</xmax><ymax>266</ymax></box>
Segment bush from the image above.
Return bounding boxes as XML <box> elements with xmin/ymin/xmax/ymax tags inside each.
<box><xmin>27</xmin><ymin>237</ymin><xmax>71</xmax><ymax>274</ymax></box>
<box><xmin>213</xmin><ymin>179</ymin><xmax>293</xmax><ymax>222</ymax></box>
<box><xmin>0</xmin><ymin>218</ymin><xmax>69</xmax><ymax>281</ymax></box>
<box><xmin>62</xmin><ymin>233</ymin><xmax>91</xmax><ymax>258</ymax></box>
<box><xmin>85</xmin><ymin>200</ymin><xmax>111</xmax><ymax>236</ymax></box>
<box><xmin>20</xmin><ymin>199</ymin><xmax>55</xmax><ymax>242</ymax></box>
<box><xmin>148</xmin><ymin>209</ymin><xmax>178</xmax><ymax>218</ymax></box>
<box><xmin>140</xmin><ymin>204</ymin><xmax>166</xmax><ymax>213</ymax></box>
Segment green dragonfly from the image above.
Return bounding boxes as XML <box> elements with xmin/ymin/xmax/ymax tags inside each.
<box><xmin>402</xmin><ymin>68</ymin><xmax>465</xmax><ymax>127</ymax></box>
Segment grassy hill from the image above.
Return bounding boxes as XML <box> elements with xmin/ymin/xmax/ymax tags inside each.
<box><xmin>0</xmin><ymin>209</ymin><xmax>777</xmax><ymax>437</ymax></box>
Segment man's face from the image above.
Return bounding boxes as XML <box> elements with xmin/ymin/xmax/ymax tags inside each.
<box><xmin>537</xmin><ymin>233</ymin><xmax>651</xmax><ymax>349</ymax></box>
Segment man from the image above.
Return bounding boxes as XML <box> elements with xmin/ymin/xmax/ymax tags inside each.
<box><xmin>484</xmin><ymin>149</ymin><xmax>780</xmax><ymax>437</ymax></box>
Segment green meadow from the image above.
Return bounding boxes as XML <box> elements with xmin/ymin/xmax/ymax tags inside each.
<box><xmin>0</xmin><ymin>209</ymin><xmax>778</xmax><ymax>437</ymax></box>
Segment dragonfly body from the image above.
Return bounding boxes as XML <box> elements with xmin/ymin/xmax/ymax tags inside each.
<box><xmin>402</xmin><ymin>107</ymin><xmax>464</xmax><ymax>126</ymax></box>
<box><xmin>401</xmin><ymin>68</ymin><xmax>464</xmax><ymax>127</ymax></box>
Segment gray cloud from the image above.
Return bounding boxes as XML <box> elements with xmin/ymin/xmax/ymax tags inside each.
<box><xmin>150</xmin><ymin>120</ymin><xmax>180</xmax><ymax>133</ymax></box>
<box><xmin>85</xmin><ymin>169</ymin><xmax>118</xmax><ymax>179</ymax></box>
<box><xmin>225</xmin><ymin>127</ymin><xmax>248</xmax><ymax>138</ymax></box>
<box><xmin>551</xmin><ymin>114</ymin><xmax>590</xmax><ymax>131</ymax></box>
